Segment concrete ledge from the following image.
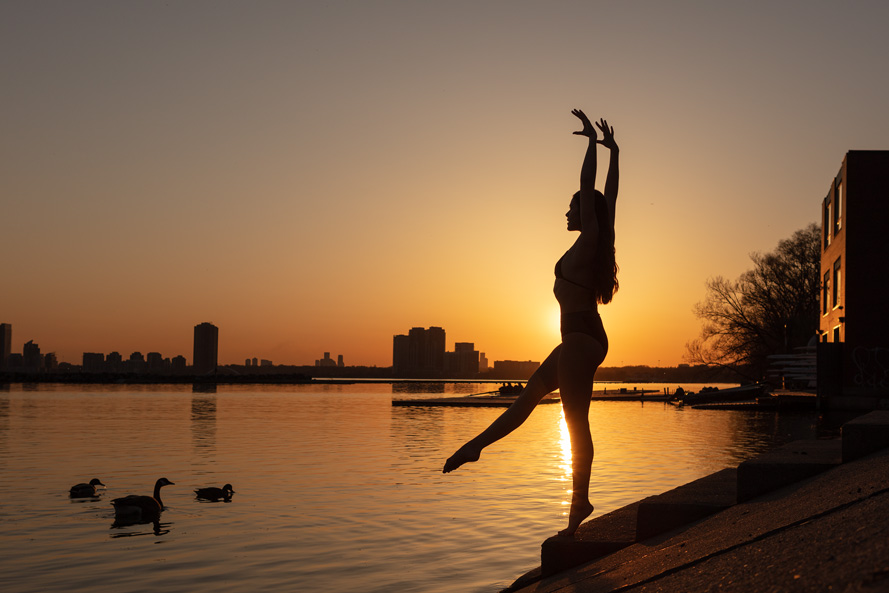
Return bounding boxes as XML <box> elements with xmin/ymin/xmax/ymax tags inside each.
<box><xmin>822</xmin><ymin>395</ymin><xmax>889</xmax><ymax>411</ymax></box>
<box><xmin>737</xmin><ymin>439</ymin><xmax>842</xmax><ymax>502</ymax></box>
<box><xmin>635</xmin><ymin>468</ymin><xmax>737</xmax><ymax>541</ymax></box>
<box><xmin>540</xmin><ymin>501</ymin><xmax>639</xmax><ymax>577</ymax></box>
<box><xmin>842</xmin><ymin>410</ymin><xmax>889</xmax><ymax>462</ymax></box>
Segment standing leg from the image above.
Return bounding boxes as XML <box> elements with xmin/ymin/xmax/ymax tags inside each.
<box><xmin>443</xmin><ymin>344</ymin><xmax>561</xmax><ymax>473</ymax></box>
<box><xmin>557</xmin><ymin>332</ymin><xmax>605</xmax><ymax>537</ymax></box>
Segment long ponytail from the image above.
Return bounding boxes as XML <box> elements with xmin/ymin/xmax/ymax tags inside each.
<box><xmin>592</xmin><ymin>191</ymin><xmax>618</xmax><ymax>304</ymax></box>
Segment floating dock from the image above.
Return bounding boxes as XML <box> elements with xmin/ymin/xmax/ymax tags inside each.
<box><xmin>690</xmin><ymin>390</ymin><xmax>817</xmax><ymax>411</ymax></box>
<box><xmin>392</xmin><ymin>393</ymin><xmax>561</xmax><ymax>407</ymax></box>
<box><xmin>392</xmin><ymin>389</ymin><xmax>664</xmax><ymax>407</ymax></box>
<box><xmin>591</xmin><ymin>389</ymin><xmax>666</xmax><ymax>401</ymax></box>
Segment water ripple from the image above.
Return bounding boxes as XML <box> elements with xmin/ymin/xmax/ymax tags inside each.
<box><xmin>0</xmin><ymin>383</ymin><xmax>831</xmax><ymax>593</ymax></box>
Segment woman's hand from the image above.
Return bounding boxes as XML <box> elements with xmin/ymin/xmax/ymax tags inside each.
<box><xmin>572</xmin><ymin>109</ymin><xmax>597</xmax><ymax>140</ymax></box>
<box><xmin>596</xmin><ymin>118</ymin><xmax>618</xmax><ymax>150</ymax></box>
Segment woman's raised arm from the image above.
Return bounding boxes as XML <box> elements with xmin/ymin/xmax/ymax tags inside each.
<box><xmin>596</xmin><ymin>118</ymin><xmax>619</xmax><ymax>226</ymax></box>
<box><xmin>572</xmin><ymin>109</ymin><xmax>599</xmax><ymax>234</ymax></box>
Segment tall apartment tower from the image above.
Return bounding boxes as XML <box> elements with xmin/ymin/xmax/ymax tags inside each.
<box><xmin>0</xmin><ymin>323</ymin><xmax>10</xmax><ymax>370</ymax></box>
<box><xmin>193</xmin><ymin>322</ymin><xmax>219</xmax><ymax>375</ymax></box>
<box><xmin>818</xmin><ymin>151</ymin><xmax>889</xmax><ymax>406</ymax></box>
<box><xmin>22</xmin><ymin>340</ymin><xmax>42</xmax><ymax>370</ymax></box>
<box><xmin>393</xmin><ymin>326</ymin><xmax>447</xmax><ymax>377</ymax></box>
<box><xmin>425</xmin><ymin>327</ymin><xmax>446</xmax><ymax>373</ymax></box>
<box><xmin>392</xmin><ymin>334</ymin><xmax>410</xmax><ymax>375</ymax></box>
<box><xmin>446</xmin><ymin>342</ymin><xmax>480</xmax><ymax>377</ymax></box>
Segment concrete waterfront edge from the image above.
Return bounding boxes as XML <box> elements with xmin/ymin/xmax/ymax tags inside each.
<box><xmin>842</xmin><ymin>410</ymin><xmax>889</xmax><ymax>462</ymax></box>
<box><xmin>736</xmin><ymin>439</ymin><xmax>843</xmax><ymax>502</ymax></box>
<box><xmin>503</xmin><ymin>410</ymin><xmax>889</xmax><ymax>592</ymax></box>
<box><xmin>634</xmin><ymin>467</ymin><xmax>737</xmax><ymax>541</ymax></box>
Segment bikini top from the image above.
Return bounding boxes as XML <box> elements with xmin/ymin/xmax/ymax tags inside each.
<box><xmin>555</xmin><ymin>256</ymin><xmax>597</xmax><ymax>312</ymax></box>
<box><xmin>555</xmin><ymin>256</ymin><xmax>593</xmax><ymax>290</ymax></box>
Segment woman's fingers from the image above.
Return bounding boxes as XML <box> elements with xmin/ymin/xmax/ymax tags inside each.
<box><xmin>572</xmin><ymin>109</ymin><xmax>596</xmax><ymax>136</ymax></box>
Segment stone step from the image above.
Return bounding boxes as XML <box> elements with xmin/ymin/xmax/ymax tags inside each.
<box><xmin>635</xmin><ymin>467</ymin><xmax>737</xmax><ymax>541</ymax></box>
<box><xmin>540</xmin><ymin>501</ymin><xmax>639</xmax><ymax>577</ymax></box>
<box><xmin>842</xmin><ymin>410</ymin><xmax>889</xmax><ymax>462</ymax></box>
<box><xmin>736</xmin><ymin>438</ymin><xmax>843</xmax><ymax>502</ymax></box>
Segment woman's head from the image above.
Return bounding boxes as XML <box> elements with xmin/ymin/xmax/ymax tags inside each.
<box><xmin>566</xmin><ymin>192</ymin><xmax>583</xmax><ymax>231</ymax></box>
<box><xmin>566</xmin><ymin>190</ymin><xmax>606</xmax><ymax>233</ymax></box>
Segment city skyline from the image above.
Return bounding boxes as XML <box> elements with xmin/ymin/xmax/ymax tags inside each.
<box><xmin>0</xmin><ymin>320</ymin><xmax>496</xmax><ymax>369</ymax></box>
<box><xmin>0</xmin><ymin>316</ymin><xmax>758</xmax><ymax>384</ymax></box>
<box><xmin>4</xmin><ymin>3</ymin><xmax>889</xmax><ymax>368</ymax></box>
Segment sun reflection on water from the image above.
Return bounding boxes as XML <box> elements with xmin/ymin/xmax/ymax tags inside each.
<box><xmin>558</xmin><ymin>407</ymin><xmax>572</xmax><ymax>481</ymax></box>
<box><xmin>558</xmin><ymin>407</ymin><xmax>572</xmax><ymax>515</ymax></box>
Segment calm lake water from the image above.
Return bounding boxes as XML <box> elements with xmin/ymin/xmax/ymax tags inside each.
<box><xmin>0</xmin><ymin>382</ymin><xmax>845</xmax><ymax>593</ymax></box>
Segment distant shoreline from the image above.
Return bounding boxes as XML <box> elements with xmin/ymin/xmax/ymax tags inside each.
<box><xmin>0</xmin><ymin>363</ymin><xmax>741</xmax><ymax>386</ymax></box>
<box><xmin>0</xmin><ymin>372</ymin><xmax>540</xmax><ymax>385</ymax></box>
<box><xmin>0</xmin><ymin>375</ymin><xmax>739</xmax><ymax>387</ymax></box>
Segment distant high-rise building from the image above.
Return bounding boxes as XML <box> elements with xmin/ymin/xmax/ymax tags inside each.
<box><xmin>23</xmin><ymin>340</ymin><xmax>42</xmax><ymax>370</ymax></box>
<box><xmin>445</xmin><ymin>342</ymin><xmax>479</xmax><ymax>377</ymax></box>
<box><xmin>426</xmin><ymin>327</ymin><xmax>446</xmax><ymax>372</ymax></box>
<box><xmin>106</xmin><ymin>351</ymin><xmax>123</xmax><ymax>372</ymax></box>
<box><xmin>492</xmin><ymin>360</ymin><xmax>540</xmax><ymax>380</ymax></box>
<box><xmin>337</xmin><ymin>354</ymin><xmax>344</xmax><ymax>367</ymax></box>
<box><xmin>0</xmin><ymin>323</ymin><xmax>11</xmax><ymax>369</ymax></box>
<box><xmin>395</xmin><ymin>326</ymin><xmax>447</xmax><ymax>377</ymax></box>
<box><xmin>407</xmin><ymin>327</ymin><xmax>427</xmax><ymax>372</ymax></box>
<box><xmin>252</xmin><ymin>357</ymin><xmax>258</xmax><ymax>367</ymax></box>
<box><xmin>146</xmin><ymin>352</ymin><xmax>164</xmax><ymax>372</ymax></box>
<box><xmin>128</xmin><ymin>351</ymin><xmax>146</xmax><ymax>373</ymax></box>
<box><xmin>193</xmin><ymin>322</ymin><xmax>219</xmax><ymax>374</ymax></box>
<box><xmin>83</xmin><ymin>352</ymin><xmax>105</xmax><ymax>372</ymax></box>
<box><xmin>316</xmin><ymin>352</ymin><xmax>336</xmax><ymax>367</ymax></box>
<box><xmin>392</xmin><ymin>334</ymin><xmax>410</xmax><ymax>374</ymax></box>
<box><xmin>479</xmin><ymin>351</ymin><xmax>489</xmax><ymax>372</ymax></box>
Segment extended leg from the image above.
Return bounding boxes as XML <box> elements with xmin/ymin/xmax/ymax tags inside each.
<box><xmin>442</xmin><ymin>345</ymin><xmax>561</xmax><ymax>473</ymax></box>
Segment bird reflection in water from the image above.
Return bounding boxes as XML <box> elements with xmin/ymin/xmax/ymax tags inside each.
<box><xmin>110</xmin><ymin>518</ymin><xmax>171</xmax><ymax>537</ymax></box>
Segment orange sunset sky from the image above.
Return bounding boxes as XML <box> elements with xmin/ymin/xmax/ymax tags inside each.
<box><xmin>3</xmin><ymin>1</ymin><xmax>889</xmax><ymax>368</ymax></box>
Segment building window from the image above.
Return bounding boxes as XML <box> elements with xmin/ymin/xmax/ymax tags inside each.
<box><xmin>823</xmin><ymin>198</ymin><xmax>832</xmax><ymax>248</ymax></box>
<box><xmin>834</xmin><ymin>181</ymin><xmax>843</xmax><ymax>235</ymax></box>
<box><xmin>823</xmin><ymin>271</ymin><xmax>830</xmax><ymax>315</ymax></box>
<box><xmin>833</xmin><ymin>326</ymin><xmax>841</xmax><ymax>343</ymax></box>
<box><xmin>832</xmin><ymin>257</ymin><xmax>842</xmax><ymax>309</ymax></box>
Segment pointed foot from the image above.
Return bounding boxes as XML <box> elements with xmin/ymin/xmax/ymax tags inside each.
<box><xmin>442</xmin><ymin>445</ymin><xmax>481</xmax><ymax>473</ymax></box>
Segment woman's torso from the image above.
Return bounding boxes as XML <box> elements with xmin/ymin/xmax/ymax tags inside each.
<box><xmin>554</xmin><ymin>235</ymin><xmax>598</xmax><ymax>314</ymax></box>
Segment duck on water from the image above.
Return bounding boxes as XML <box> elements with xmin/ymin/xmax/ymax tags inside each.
<box><xmin>111</xmin><ymin>477</ymin><xmax>174</xmax><ymax>523</ymax></box>
<box><xmin>69</xmin><ymin>478</ymin><xmax>105</xmax><ymax>498</ymax></box>
<box><xmin>195</xmin><ymin>483</ymin><xmax>235</xmax><ymax>502</ymax></box>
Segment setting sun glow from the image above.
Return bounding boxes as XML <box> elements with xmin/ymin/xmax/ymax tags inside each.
<box><xmin>3</xmin><ymin>2</ymin><xmax>886</xmax><ymax>368</ymax></box>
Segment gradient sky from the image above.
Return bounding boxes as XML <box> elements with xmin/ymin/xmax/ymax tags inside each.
<box><xmin>3</xmin><ymin>1</ymin><xmax>888</xmax><ymax>368</ymax></box>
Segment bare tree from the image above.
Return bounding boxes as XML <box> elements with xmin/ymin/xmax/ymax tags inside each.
<box><xmin>686</xmin><ymin>223</ymin><xmax>821</xmax><ymax>381</ymax></box>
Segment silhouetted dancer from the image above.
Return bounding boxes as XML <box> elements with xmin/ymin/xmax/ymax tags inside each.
<box><xmin>443</xmin><ymin>109</ymin><xmax>619</xmax><ymax>538</ymax></box>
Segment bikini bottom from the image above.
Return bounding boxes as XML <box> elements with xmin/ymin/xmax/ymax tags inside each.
<box><xmin>561</xmin><ymin>310</ymin><xmax>608</xmax><ymax>354</ymax></box>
